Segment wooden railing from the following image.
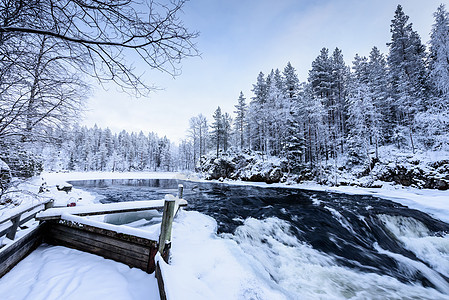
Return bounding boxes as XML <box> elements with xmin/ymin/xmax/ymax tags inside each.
<box><xmin>0</xmin><ymin>198</ymin><xmax>53</xmax><ymax>240</ymax></box>
<box><xmin>0</xmin><ymin>185</ymin><xmax>186</xmax><ymax>300</ymax></box>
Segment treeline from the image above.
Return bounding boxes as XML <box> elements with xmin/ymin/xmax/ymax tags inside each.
<box><xmin>42</xmin><ymin>126</ymin><xmax>176</xmax><ymax>172</ymax></box>
<box><xmin>183</xmin><ymin>4</ymin><xmax>449</xmax><ymax>173</ymax></box>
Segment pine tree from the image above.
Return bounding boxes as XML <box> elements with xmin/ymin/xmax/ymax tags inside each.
<box><xmin>308</xmin><ymin>48</ymin><xmax>332</xmax><ymax>161</ymax></box>
<box><xmin>388</xmin><ymin>5</ymin><xmax>427</xmax><ymax>152</ymax></box>
<box><xmin>348</xmin><ymin>54</ymin><xmax>384</xmax><ymax>163</ymax></box>
<box><xmin>367</xmin><ymin>46</ymin><xmax>391</xmax><ymax>144</ymax></box>
<box><xmin>249</xmin><ymin>72</ymin><xmax>268</xmax><ymax>152</ymax></box>
<box><xmin>234</xmin><ymin>92</ymin><xmax>247</xmax><ymax>150</ymax></box>
<box><xmin>282</xmin><ymin>62</ymin><xmax>304</xmax><ymax>169</ymax></box>
<box><xmin>222</xmin><ymin>112</ymin><xmax>232</xmax><ymax>153</ymax></box>
<box><xmin>330</xmin><ymin>47</ymin><xmax>349</xmax><ymax>156</ymax></box>
<box><xmin>283</xmin><ymin>62</ymin><xmax>300</xmax><ymax>99</ymax></box>
<box><xmin>429</xmin><ymin>4</ymin><xmax>449</xmax><ymax>101</ymax></box>
<box><xmin>211</xmin><ymin>106</ymin><xmax>223</xmax><ymax>158</ymax></box>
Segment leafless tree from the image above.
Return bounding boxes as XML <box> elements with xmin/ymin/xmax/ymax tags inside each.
<box><xmin>0</xmin><ymin>35</ymin><xmax>89</xmax><ymax>141</ymax></box>
<box><xmin>0</xmin><ymin>0</ymin><xmax>199</xmax><ymax>95</ymax></box>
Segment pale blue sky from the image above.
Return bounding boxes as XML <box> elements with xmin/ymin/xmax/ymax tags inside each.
<box><xmin>83</xmin><ymin>0</ymin><xmax>445</xmax><ymax>142</ymax></box>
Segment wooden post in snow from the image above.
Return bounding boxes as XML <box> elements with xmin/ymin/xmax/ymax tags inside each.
<box><xmin>158</xmin><ymin>195</ymin><xmax>176</xmax><ymax>262</ymax></box>
<box><xmin>6</xmin><ymin>215</ymin><xmax>21</xmax><ymax>240</ymax></box>
<box><xmin>45</xmin><ymin>199</ymin><xmax>54</xmax><ymax>210</ymax></box>
<box><xmin>177</xmin><ymin>184</ymin><xmax>184</xmax><ymax>199</ymax></box>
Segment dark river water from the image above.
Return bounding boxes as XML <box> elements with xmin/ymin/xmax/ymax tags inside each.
<box><xmin>69</xmin><ymin>179</ymin><xmax>449</xmax><ymax>299</ymax></box>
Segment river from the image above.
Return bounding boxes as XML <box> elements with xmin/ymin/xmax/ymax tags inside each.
<box><xmin>69</xmin><ymin>178</ymin><xmax>449</xmax><ymax>299</ymax></box>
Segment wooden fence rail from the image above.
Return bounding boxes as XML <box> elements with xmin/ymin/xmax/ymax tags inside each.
<box><xmin>0</xmin><ymin>198</ymin><xmax>53</xmax><ymax>240</ymax></box>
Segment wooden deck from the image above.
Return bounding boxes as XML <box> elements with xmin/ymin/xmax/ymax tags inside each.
<box><xmin>0</xmin><ymin>189</ymin><xmax>186</xmax><ymax>300</ymax></box>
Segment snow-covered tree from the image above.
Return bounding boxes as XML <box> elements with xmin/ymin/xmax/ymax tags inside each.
<box><xmin>387</xmin><ymin>4</ymin><xmax>427</xmax><ymax>152</ymax></box>
<box><xmin>222</xmin><ymin>112</ymin><xmax>232</xmax><ymax>153</ymax></box>
<box><xmin>429</xmin><ymin>4</ymin><xmax>449</xmax><ymax>101</ymax></box>
<box><xmin>234</xmin><ymin>92</ymin><xmax>247</xmax><ymax>150</ymax></box>
<box><xmin>210</xmin><ymin>107</ymin><xmax>223</xmax><ymax>158</ymax></box>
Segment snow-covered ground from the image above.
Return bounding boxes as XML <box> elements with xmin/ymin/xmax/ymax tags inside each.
<box><xmin>1</xmin><ymin>171</ymin><xmax>449</xmax><ymax>299</ymax></box>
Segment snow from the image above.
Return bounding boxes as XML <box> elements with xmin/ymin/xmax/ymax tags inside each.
<box><xmin>154</xmin><ymin>211</ymin><xmax>287</xmax><ymax>299</ymax></box>
<box><xmin>1</xmin><ymin>171</ymin><xmax>449</xmax><ymax>299</ymax></box>
<box><xmin>57</xmin><ymin>213</ymin><xmax>161</xmax><ymax>241</ymax></box>
<box><xmin>0</xmin><ymin>244</ymin><xmax>159</xmax><ymax>300</ymax></box>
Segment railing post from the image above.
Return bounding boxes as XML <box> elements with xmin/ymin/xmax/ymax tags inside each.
<box><xmin>158</xmin><ymin>195</ymin><xmax>176</xmax><ymax>262</ymax></box>
<box><xmin>45</xmin><ymin>199</ymin><xmax>54</xmax><ymax>210</ymax></box>
<box><xmin>177</xmin><ymin>184</ymin><xmax>183</xmax><ymax>199</ymax></box>
<box><xmin>6</xmin><ymin>215</ymin><xmax>21</xmax><ymax>240</ymax></box>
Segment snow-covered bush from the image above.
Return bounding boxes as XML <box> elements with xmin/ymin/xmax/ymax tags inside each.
<box><xmin>0</xmin><ymin>159</ymin><xmax>11</xmax><ymax>194</ymax></box>
<box><xmin>0</xmin><ymin>147</ymin><xmax>43</xmax><ymax>178</ymax></box>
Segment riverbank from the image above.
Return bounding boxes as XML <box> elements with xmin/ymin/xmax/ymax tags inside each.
<box><xmin>200</xmin><ymin>146</ymin><xmax>449</xmax><ymax>189</ymax></box>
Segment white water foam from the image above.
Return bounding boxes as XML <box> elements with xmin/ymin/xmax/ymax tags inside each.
<box><xmin>222</xmin><ymin>215</ymin><xmax>449</xmax><ymax>299</ymax></box>
<box><xmin>152</xmin><ymin>210</ymin><xmax>449</xmax><ymax>299</ymax></box>
<box><xmin>379</xmin><ymin>214</ymin><xmax>449</xmax><ymax>279</ymax></box>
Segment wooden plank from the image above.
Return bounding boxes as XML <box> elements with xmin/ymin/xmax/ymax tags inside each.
<box><xmin>54</xmin><ymin>219</ymin><xmax>158</xmax><ymax>247</ymax></box>
<box><xmin>6</xmin><ymin>215</ymin><xmax>21</xmax><ymax>240</ymax></box>
<box><xmin>36</xmin><ymin>199</ymin><xmax>187</xmax><ymax>221</ymax></box>
<box><xmin>45</xmin><ymin>221</ymin><xmax>158</xmax><ymax>273</ymax></box>
<box><xmin>46</xmin><ymin>235</ymin><xmax>148</xmax><ymax>271</ymax></box>
<box><xmin>49</xmin><ymin>223</ymin><xmax>152</xmax><ymax>255</ymax></box>
<box><xmin>0</xmin><ymin>220</ymin><xmax>13</xmax><ymax>238</ymax></box>
<box><xmin>20</xmin><ymin>204</ymin><xmax>45</xmax><ymax>224</ymax></box>
<box><xmin>146</xmin><ymin>245</ymin><xmax>158</xmax><ymax>273</ymax></box>
<box><xmin>0</xmin><ymin>199</ymin><xmax>52</xmax><ymax>225</ymax></box>
<box><xmin>0</xmin><ymin>225</ymin><xmax>43</xmax><ymax>278</ymax></box>
<box><xmin>48</xmin><ymin>225</ymin><xmax>151</xmax><ymax>261</ymax></box>
<box><xmin>156</xmin><ymin>261</ymin><xmax>167</xmax><ymax>300</ymax></box>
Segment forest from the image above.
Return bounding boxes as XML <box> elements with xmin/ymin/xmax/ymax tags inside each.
<box><xmin>183</xmin><ymin>4</ymin><xmax>449</xmax><ymax>183</ymax></box>
<box><xmin>2</xmin><ymin>4</ymin><xmax>449</xmax><ymax>186</ymax></box>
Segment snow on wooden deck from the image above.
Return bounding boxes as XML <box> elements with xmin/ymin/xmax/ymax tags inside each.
<box><xmin>0</xmin><ymin>244</ymin><xmax>159</xmax><ymax>300</ymax></box>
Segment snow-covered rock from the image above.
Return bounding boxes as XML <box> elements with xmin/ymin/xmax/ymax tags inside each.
<box><xmin>199</xmin><ymin>148</ymin><xmax>449</xmax><ymax>190</ymax></box>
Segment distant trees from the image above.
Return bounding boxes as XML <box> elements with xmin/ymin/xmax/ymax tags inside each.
<box><xmin>40</xmin><ymin>126</ymin><xmax>177</xmax><ymax>172</ymax></box>
<box><xmin>188</xmin><ymin>114</ymin><xmax>208</xmax><ymax>167</ymax></box>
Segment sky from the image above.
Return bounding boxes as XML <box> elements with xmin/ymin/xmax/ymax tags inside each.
<box><xmin>82</xmin><ymin>0</ymin><xmax>445</xmax><ymax>142</ymax></box>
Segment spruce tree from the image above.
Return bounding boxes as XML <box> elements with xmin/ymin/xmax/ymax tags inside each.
<box><xmin>211</xmin><ymin>107</ymin><xmax>223</xmax><ymax>158</ymax></box>
<box><xmin>388</xmin><ymin>5</ymin><xmax>427</xmax><ymax>152</ymax></box>
<box><xmin>234</xmin><ymin>92</ymin><xmax>247</xmax><ymax>150</ymax></box>
<box><xmin>368</xmin><ymin>47</ymin><xmax>391</xmax><ymax>143</ymax></box>
<box><xmin>429</xmin><ymin>4</ymin><xmax>449</xmax><ymax>101</ymax></box>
